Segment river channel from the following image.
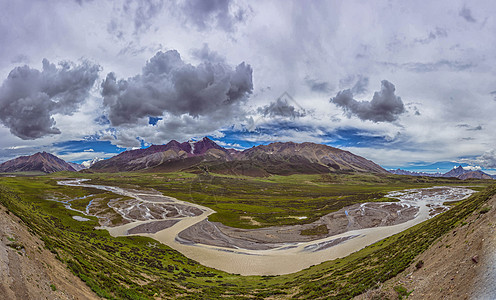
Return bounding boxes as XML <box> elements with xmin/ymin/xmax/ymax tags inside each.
<box><xmin>58</xmin><ymin>179</ymin><xmax>475</xmax><ymax>275</ymax></box>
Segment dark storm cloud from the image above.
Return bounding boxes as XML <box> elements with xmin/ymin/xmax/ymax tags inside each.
<box><xmin>180</xmin><ymin>0</ymin><xmax>249</xmax><ymax>31</ymax></box>
<box><xmin>0</xmin><ymin>59</ymin><xmax>100</xmax><ymax>139</ymax></box>
<box><xmin>330</xmin><ymin>80</ymin><xmax>405</xmax><ymax>123</ymax></box>
<box><xmin>459</xmin><ymin>5</ymin><xmax>477</xmax><ymax>23</ymax></box>
<box><xmin>101</xmin><ymin>50</ymin><xmax>253</xmax><ymax>126</ymax></box>
<box><xmin>258</xmin><ymin>98</ymin><xmax>305</xmax><ymax>119</ymax></box>
<box><xmin>305</xmin><ymin>77</ymin><xmax>332</xmax><ymax>93</ymax></box>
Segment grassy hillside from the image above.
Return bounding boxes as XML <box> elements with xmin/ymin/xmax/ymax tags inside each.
<box><xmin>0</xmin><ymin>173</ymin><xmax>494</xmax><ymax>299</ymax></box>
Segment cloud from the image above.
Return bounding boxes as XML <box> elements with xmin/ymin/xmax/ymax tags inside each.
<box><xmin>192</xmin><ymin>43</ymin><xmax>225</xmax><ymax>63</ymax></box>
<box><xmin>414</xmin><ymin>27</ymin><xmax>448</xmax><ymax>44</ymax></box>
<box><xmin>380</xmin><ymin>60</ymin><xmax>474</xmax><ymax>73</ymax></box>
<box><xmin>457</xmin><ymin>124</ymin><xmax>483</xmax><ymax>131</ymax></box>
<box><xmin>212</xmin><ymin>140</ymin><xmax>245</xmax><ymax>150</ymax></box>
<box><xmin>107</xmin><ymin>0</ymin><xmax>165</xmax><ymax>38</ymax></box>
<box><xmin>462</xmin><ymin>165</ymin><xmax>481</xmax><ymax>171</ymax></box>
<box><xmin>491</xmin><ymin>91</ymin><xmax>496</xmax><ymax>101</ymax></box>
<box><xmin>258</xmin><ymin>95</ymin><xmax>305</xmax><ymax>119</ymax></box>
<box><xmin>81</xmin><ymin>157</ymin><xmax>104</xmax><ymax>168</ymax></box>
<box><xmin>305</xmin><ymin>77</ymin><xmax>332</xmax><ymax>93</ymax></box>
<box><xmin>330</xmin><ymin>80</ymin><xmax>405</xmax><ymax>122</ymax></box>
<box><xmin>459</xmin><ymin>150</ymin><xmax>496</xmax><ymax>168</ymax></box>
<box><xmin>0</xmin><ymin>59</ymin><xmax>100</xmax><ymax>139</ymax></box>
<box><xmin>131</xmin><ymin>0</ymin><xmax>164</xmax><ymax>34</ymax></box>
<box><xmin>10</xmin><ymin>54</ymin><xmax>30</xmax><ymax>64</ymax></box>
<box><xmin>180</xmin><ymin>0</ymin><xmax>249</xmax><ymax>31</ymax></box>
<box><xmin>351</xmin><ymin>75</ymin><xmax>369</xmax><ymax>94</ymax></box>
<box><xmin>338</xmin><ymin>75</ymin><xmax>368</xmax><ymax>94</ymax></box>
<box><xmin>459</xmin><ymin>5</ymin><xmax>476</xmax><ymax>23</ymax></box>
<box><xmin>102</xmin><ymin>49</ymin><xmax>253</xmax><ymax>126</ymax></box>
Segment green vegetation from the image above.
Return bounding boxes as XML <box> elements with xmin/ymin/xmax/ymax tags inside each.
<box><xmin>480</xmin><ymin>205</ymin><xmax>491</xmax><ymax>214</ymax></box>
<box><xmin>49</xmin><ymin>171</ymin><xmax>487</xmax><ymax>229</ymax></box>
<box><xmin>393</xmin><ymin>285</ymin><xmax>413</xmax><ymax>299</ymax></box>
<box><xmin>0</xmin><ymin>173</ymin><xmax>494</xmax><ymax>299</ymax></box>
<box><xmin>300</xmin><ymin>224</ymin><xmax>329</xmax><ymax>236</ymax></box>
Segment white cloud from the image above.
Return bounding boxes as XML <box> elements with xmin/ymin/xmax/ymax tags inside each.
<box><xmin>462</xmin><ymin>165</ymin><xmax>481</xmax><ymax>171</ymax></box>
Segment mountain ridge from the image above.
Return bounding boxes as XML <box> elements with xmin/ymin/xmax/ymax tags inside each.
<box><xmin>89</xmin><ymin>137</ymin><xmax>387</xmax><ymax>175</ymax></box>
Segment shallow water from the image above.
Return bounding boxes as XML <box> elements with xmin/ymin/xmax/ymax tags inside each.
<box><xmin>58</xmin><ymin>179</ymin><xmax>475</xmax><ymax>275</ymax></box>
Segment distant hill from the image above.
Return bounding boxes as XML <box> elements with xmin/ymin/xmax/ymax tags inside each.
<box><xmin>388</xmin><ymin>169</ymin><xmax>443</xmax><ymax>177</ymax></box>
<box><xmin>0</xmin><ymin>152</ymin><xmax>76</xmax><ymax>173</ymax></box>
<box><xmin>89</xmin><ymin>137</ymin><xmax>387</xmax><ymax>175</ymax></box>
<box><xmin>389</xmin><ymin>165</ymin><xmax>494</xmax><ymax>180</ymax></box>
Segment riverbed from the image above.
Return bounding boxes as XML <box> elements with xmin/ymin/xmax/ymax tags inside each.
<box><xmin>58</xmin><ymin>179</ymin><xmax>475</xmax><ymax>275</ymax></box>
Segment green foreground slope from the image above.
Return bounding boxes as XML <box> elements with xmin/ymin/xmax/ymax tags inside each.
<box><xmin>0</xmin><ymin>173</ymin><xmax>494</xmax><ymax>299</ymax></box>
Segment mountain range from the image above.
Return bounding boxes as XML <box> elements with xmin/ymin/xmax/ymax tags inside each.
<box><xmin>1</xmin><ymin>139</ymin><xmax>493</xmax><ymax>180</ymax></box>
<box><xmin>0</xmin><ymin>138</ymin><xmax>386</xmax><ymax>176</ymax></box>
<box><xmin>89</xmin><ymin>137</ymin><xmax>387</xmax><ymax>176</ymax></box>
<box><xmin>389</xmin><ymin>166</ymin><xmax>494</xmax><ymax>180</ymax></box>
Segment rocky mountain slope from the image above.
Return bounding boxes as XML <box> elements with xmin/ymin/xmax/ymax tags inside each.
<box><xmin>242</xmin><ymin>142</ymin><xmax>387</xmax><ymax>174</ymax></box>
<box><xmin>90</xmin><ymin>137</ymin><xmax>387</xmax><ymax>175</ymax></box>
<box><xmin>0</xmin><ymin>152</ymin><xmax>76</xmax><ymax>173</ymax></box>
<box><xmin>0</xmin><ymin>203</ymin><xmax>98</xmax><ymax>299</ymax></box>
<box><xmin>457</xmin><ymin>170</ymin><xmax>494</xmax><ymax>180</ymax></box>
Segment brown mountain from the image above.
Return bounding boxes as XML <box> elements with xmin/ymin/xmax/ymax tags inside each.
<box><xmin>89</xmin><ymin>138</ymin><xmax>387</xmax><ymax>176</ymax></box>
<box><xmin>457</xmin><ymin>170</ymin><xmax>493</xmax><ymax>180</ymax></box>
<box><xmin>0</xmin><ymin>152</ymin><xmax>76</xmax><ymax>173</ymax></box>
<box><xmin>242</xmin><ymin>142</ymin><xmax>387</xmax><ymax>174</ymax></box>
<box><xmin>90</xmin><ymin>137</ymin><xmax>235</xmax><ymax>172</ymax></box>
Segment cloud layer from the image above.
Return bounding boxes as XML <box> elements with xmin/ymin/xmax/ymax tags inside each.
<box><xmin>0</xmin><ymin>59</ymin><xmax>99</xmax><ymax>139</ymax></box>
<box><xmin>102</xmin><ymin>50</ymin><xmax>253</xmax><ymax>127</ymax></box>
<box><xmin>331</xmin><ymin>80</ymin><xmax>405</xmax><ymax>122</ymax></box>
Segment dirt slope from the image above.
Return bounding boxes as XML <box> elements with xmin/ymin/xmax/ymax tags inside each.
<box><xmin>356</xmin><ymin>195</ymin><xmax>496</xmax><ymax>299</ymax></box>
<box><xmin>0</xmin><ymin>204</ymin><xmax>98</xmax><ymax>300</ymax></box>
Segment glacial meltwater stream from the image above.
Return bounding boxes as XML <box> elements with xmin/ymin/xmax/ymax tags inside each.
<box><xmin>58</xmin><ymin>179</ymin><xmax>475</xmax><ymax>275</ymax></box>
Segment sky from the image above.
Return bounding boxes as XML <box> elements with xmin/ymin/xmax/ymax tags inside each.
<box><xmin>1</xmin><ymin>0</ymin><xmax>496</xmax><ymax>173</ymax></box>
